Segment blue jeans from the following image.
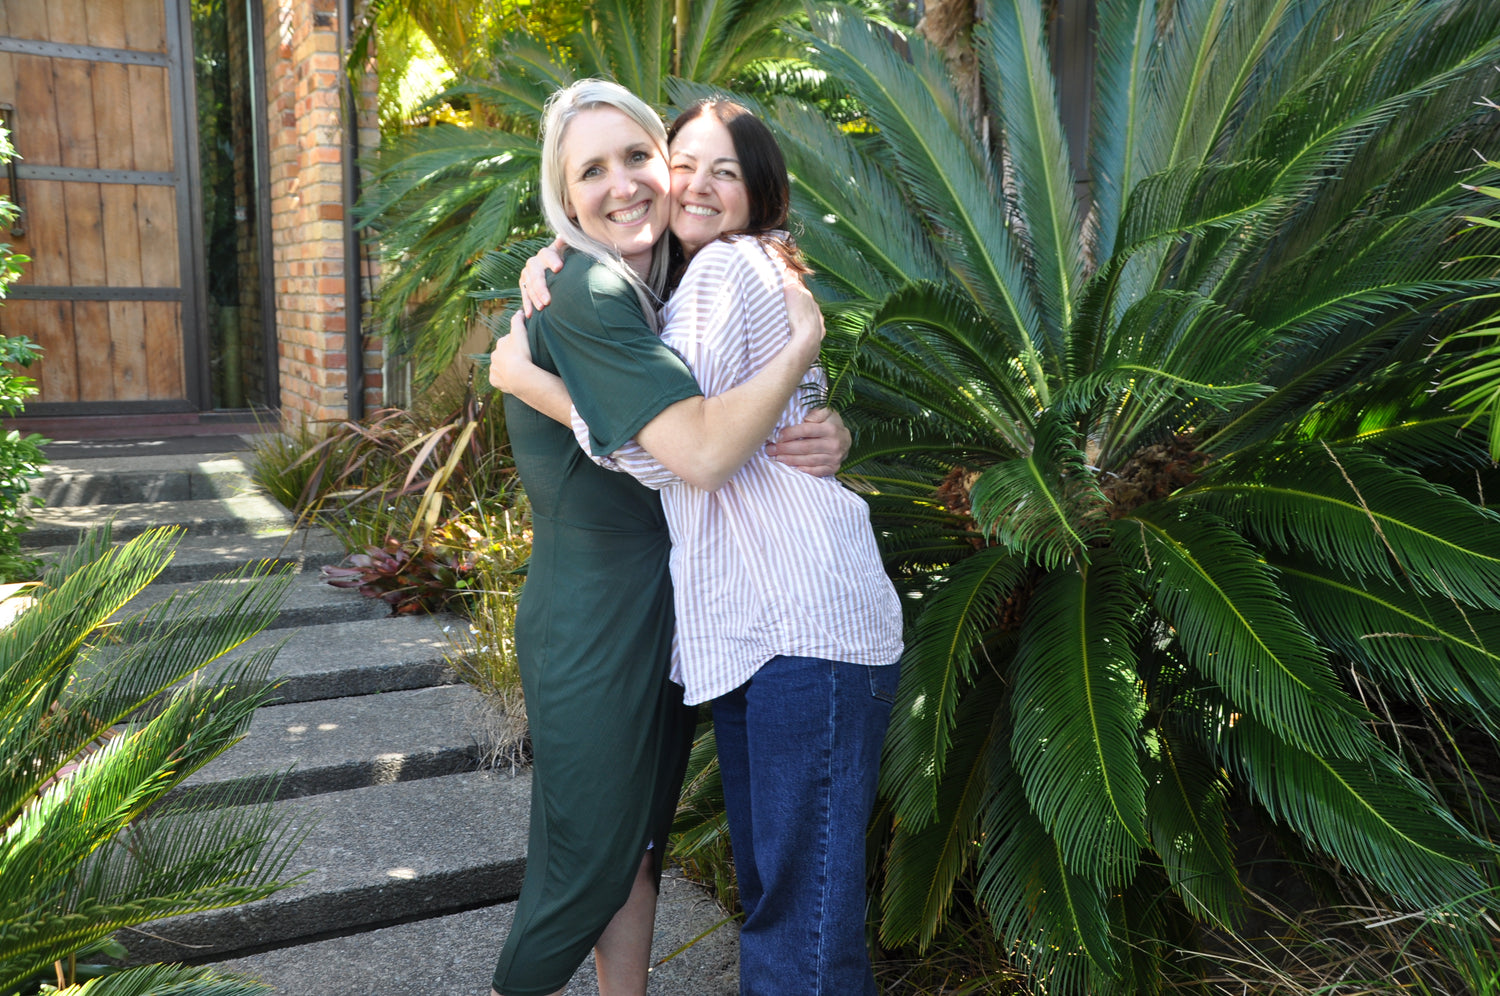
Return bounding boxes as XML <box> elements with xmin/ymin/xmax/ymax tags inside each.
<box><xmin>711</xmin><ymin>655</ymin><xmax>900</xmax><ymax>996</ymax></box>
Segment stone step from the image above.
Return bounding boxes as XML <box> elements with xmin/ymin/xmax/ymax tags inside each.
<box><xmin>31</xmin><ymin>529</ymin><xmax>347</xmax><ymax>585</ymax></box>
<box><xmin>123</xmin><ymin>770</ymin><xmax>531</xmax><ymax>965</ymax></box>
<box><xmin>176</xmin><ymin>684</ymin><xmax>486</xmax><ymax>804</ymax></box>
<box><xmin>212</xmin><ymin>872</ymin><xmax>739</xmax><ymax>996</ymax></box>
<box><xmin>30</xmin><ymin>455</ymin><xmax>257</xmax><ymax>506</ymax></box>
<box><xmin>25</xmin><ymin>494</ymin><xmax>295</xmax><ymax>547</ymax></box>
<box><xmin>218</xmin><ymin>614</ymin><xmax>464</xmax><ymax>705</ymax></box>
<box><xmin>117</xmin><ymin>567</ymin><xmax>389</xmax><ymax>631</ymax></box>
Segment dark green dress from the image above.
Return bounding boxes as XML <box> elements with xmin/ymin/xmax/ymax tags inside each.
<box><xmin>492</xmin><ymin>252</ymin><xmax>702</xmax><ymax>996</ymax></box>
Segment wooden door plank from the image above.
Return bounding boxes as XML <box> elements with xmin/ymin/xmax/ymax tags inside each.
<box><xmin>135</xmin><ymin>184</ymin><xmax>178</xmax><ymax>286</ymax></box>
<box><xmin>0</xmin><ymin>50</ymin><xmax>12</xmax><ymax>107</ymax></box>
<box><xmin>31</xmin><ymin>299</ymin><xmax>80</xmax><ymax>403</ymax></box>
<box><xmin>73</xmin><ymin>299</ymin><xmax>113</xmax><ymax>402</ymax></box>
<box><xmin>123</xmin><ymin>0</ymin><xmax>167</xmax><ymax>55</ymax></box>
<box><xmin>2</xmin><ymin>2</ymin><xmax>49</xmax><ymax>44</ymax></box>
<box><xmin>91</xmin><ymin>61</ymin><xmax>134</xmax><ymax>171</ymax></box>
<box><xmin>143</xmin><ymin>301</ymin><xmax>183</xmax><ymax>399</ymax></box>
<box><xmin>47</xmin><ymin>0</ymin><xmax>89</xmax><ymax>47</ymax></box>
<box><xmin>52</xmin><ymin>59</ymin><xmax>99</xmax><ymax>170</ymax></box>
<box><xmin>83</xmin><ymin>0</ymin><xmax>129</xmax><ymax>49</ymax></box>
<box><xmin>126</xmin><ymin>65</ymin><xmax>172</xmax><ymax>172</ymax></box>
<box><xmin>62</xmin><ymin>181</ymin><xmax>105</xmax><ymax>286</ymax></box>
<box><xmin>100</xmin><ymin>185</ymin><xmax>144</xmax><ymax>287</ymax></box>
<box><xmin>12</xmin><ymin>55</ymin><xmax>62</xmax><ymax>167</ymax></box>
<box><xmin>18</xmin><ymin>180</ymin><xmax>70</xmax><ymax>286</ymax></box>
<box><xmin>107</xmin><ymin>300</ymin><xmax>147</xmax><ymax>401</ymax></box>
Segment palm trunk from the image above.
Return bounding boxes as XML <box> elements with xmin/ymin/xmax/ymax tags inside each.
<box><xmin>917</xmin><ymin>0</ymin><xmax>981</xmax><ymax>119</ymax></box>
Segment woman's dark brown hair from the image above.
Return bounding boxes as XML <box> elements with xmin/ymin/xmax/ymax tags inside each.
<box><xmin>666</xmin><ymin>99</ymin><xmax>809</xmax><ymax>279</ymax></box>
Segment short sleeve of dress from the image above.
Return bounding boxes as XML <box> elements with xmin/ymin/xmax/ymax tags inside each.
<box><xmin>530</xmin><ymin>253</ymin><xmax>702</xmax><ymax>456</ymax></box>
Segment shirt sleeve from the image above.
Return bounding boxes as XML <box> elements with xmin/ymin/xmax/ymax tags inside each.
<box><xmin>531</xmin><ymin>254</ymin><xmax>702</xmax><ymax>456</ymax></box>
<box><xmin>569</xmin><ymin>403</ymin><xmax>683</xmax><ymax>491</ymax></box>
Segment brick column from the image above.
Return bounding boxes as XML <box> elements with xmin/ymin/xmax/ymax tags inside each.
<box><xmin>263</xmin><ymin>0</ymin><xmax>380</xmax><ymax>427</ymax></box>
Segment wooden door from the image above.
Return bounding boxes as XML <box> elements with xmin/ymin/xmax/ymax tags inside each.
<box><xmin>0</xmin><ymin>0</ymin><xmax>197</xmax><ymax>414</ymax></box>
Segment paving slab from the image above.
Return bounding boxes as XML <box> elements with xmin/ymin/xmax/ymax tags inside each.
<box><xmin>30</xmin><ymin>458</ymin><xmax>257</xmax><ymax>505</ymax></box>
<box><xmin>26</xmin><ymin>494</ymin><xmax>295</xmax><ymax>546</ymax></box>
<box><xmin>31</xmin><ymin>530</ymin><xmax>346</xmax><ymax>584</ymax></box>
<box><xmin>116</xmin><ymin>568</ymin><xmax>389</xmax><ymax>630</ymax></box>
<box><xmin>124</xmin><ymin>770</ymin><xmax>533</xmax><ymax>964</ymax></box>
<box><xmin>178</xmin><ymin>684</ymin><xmax>486</xmax><ymax>802</ymax></box>
<box><xmin>218</xmin><ymin>614</ymin><xmax>464</xmax><ymax>704</ymax></box>
<box><xmin>210</xmin><ymin>871</ymin><xmax>738</xmax><ymax>996</ymax></box>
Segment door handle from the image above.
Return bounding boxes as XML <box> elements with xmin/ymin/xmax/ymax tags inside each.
<box><xmin>0</xmin><ymin>103</ymin><xmax>23</xmax><ymax>238</ymax></box>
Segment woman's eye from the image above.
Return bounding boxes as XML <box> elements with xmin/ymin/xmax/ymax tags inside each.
<box><xmin>628</xmin><ymin>150</ymin><xmax>651</xmax><ymax>164</ymax></box>
<box><xmin>580</xmin><ymin>165</ymin><xmax>602</xmax><ymax>179</ymax></box>
<box><xmin>716</xmin><ymin>170</ymin><xmax>740</xmax><ymax>181</ymax></box>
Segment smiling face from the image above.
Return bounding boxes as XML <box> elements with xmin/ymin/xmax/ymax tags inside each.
<box><xmin>560</xmin><ymin>106</ymin><xmax>671</xmax><ymax>276</ymax></box>
<box><xmin>668</xmin><ymin>114</ymin><xmax>751</xmax><ymax>257</ymax></box>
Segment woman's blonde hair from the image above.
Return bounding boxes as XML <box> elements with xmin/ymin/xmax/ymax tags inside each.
<box><xmin>538</xmin><ymin>79</ymin><xmax>671</xmax><ymax>326</ymax></box>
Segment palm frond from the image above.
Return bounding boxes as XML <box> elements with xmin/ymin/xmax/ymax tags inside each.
<box><xmin>969</xmin><ymin>413</ymin><xmax>1106</xmax><ymax>567</ymax></box>
<box><xmin>1279</xmin><ymin>559</ymin><xmax>1500</xmax><ymax>722</ymax></box>
<box><xmin>978</xmin><ymin>748</ymin><xmax>1117</xmax><ymax>988</ymax></box>
<box><xmin>1010</xmin><ymin>558</ymin><xmax>1147</xmax><ymax>885</ymax></box>
<box><xmin>802</xmin><ymin>8</ymin><xmax>1046</xmax><ymax>376</ymax></box>
<box><xmin>979</xmin><ymin>0</ymin><xmax>1086</xmax><ymax>341</ymax></box>
<box><xmin>880</xmin><ymin>674</ymin><xmax>1004</xmax><ymax>949</ymax></box>
<box><xmin>1144</xmin><ymin>716</ymin><xmax>1241</xmax><ymax>925</ymax></box>
<box><xmin>1187</xmin><ymin>449</ymin><xmax>1500</xmax><ymax>611</ymax></box>
<box><xmin>1113</xmin><ymin>510</ymin><xmax>1369</xmax><ymax>755</ymax></box>
<box><xmin>1219</xmin><ymin>715</ymin><xmax>1492</xmax><ymax>911</ymax></box>
<box><xmin>1087</xmin><ymin>0</ymin><xmax>1156</xmax><ymax>260</ymax></box>
<box><xmin>64</xmin><ymin>964</ymin><xmax>272</xmax><ymax>996</ymax></box>
<box><xmin>879</xmin><ymin>546</ymin><xmax>1028</xmax><ymax>826</ymax></box>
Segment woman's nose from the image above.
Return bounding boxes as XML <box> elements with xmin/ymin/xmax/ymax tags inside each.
<box><xmin>686</xmin><ymin>167</ymin><xmax>712</xmax><ymax>194</ymax></box>
<box><xmin>608</xmin><ymin>166</ymin><xmax>635</xmax><ymax>198</ymax></box>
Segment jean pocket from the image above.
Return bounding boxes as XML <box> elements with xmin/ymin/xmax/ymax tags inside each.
<box><xmin>868</xmin><ymin>663</ymin><xmax>901</xmax><ymax>704</ymax></box>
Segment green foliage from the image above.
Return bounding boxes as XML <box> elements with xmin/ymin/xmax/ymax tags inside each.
<box><xmin>0</xmin><ymin>123</ymin><xmax>46</xmax><ymax>583</ymax></box>
<box><xmin>758</xmin><ymin>1</ymin><xmax>1500</xmax><ymax>991</ymax></box>
<box><xmin>0</xmin><ymin>526</ymin><xmax>305</xmax><ymax>993</ymax></box>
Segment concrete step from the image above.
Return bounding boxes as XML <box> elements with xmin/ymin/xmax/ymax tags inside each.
<box><xmin>31</xmin><ymin>529</ymin><xmax>346</xmax><ymax>585</ymax></box>
<box><xmin>217</xmin><ymin>614</ymin><xmax>464</xmax><ymax>705</ymax></box>
<box><xmin>177</xmin><ymin>684</ymin><xmax>486</xmax><ymax>804</ymax></box>
<box><xmin>30</xmin><ymin>454</ymin><xmax>257</xmax><ymax>506</ymax></box>
<box><xmin>117</xmin><ymin>567</ymin><xmax>389</xmax><ymax>631</ymax></box>
<box><xmin>124</xmin><ymin>770</ymin><xmax>531</xmax><ymax>964</ymax></box>
<box><xmin>213</xmin><ymin>872</ymin><xmax>739</xmax><ymax>996</ymax></box>
<box><xmin>25</xmin><ymin>494</ymin><xmax>295</xmax><ymax>547</ymax></box>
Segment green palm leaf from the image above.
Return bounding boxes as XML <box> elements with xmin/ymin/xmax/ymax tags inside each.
<box><xmin>1010</xmin><ymin>558</ymin><xmax>1147</xmax><ymax>884</ymax></box>
<box><xmin>1219</xmin><ymin>715</ymin><xmax>1492</xmax><ymax>911</ymax></box>
<box><xmin>880</xmin><ymin>674</ymin><xmax>1003</xmax><ymax>949</ymax></box>
<box><xmin>1279</xmin><ymin>559</ymin><xmax>1500</xmax><ymax>720</ymax></box>
<box><xmin>1144</xmin><ymin>717</ymin><xmax>1241</xmax><ymax>925</ymax></box>
<box><xmin>979</xmin><ymin>0</ymin><xmax>1086</xmax><ymax>341</ymax></box>
<box><xmin>1114</xmin><ymin>511</ymin><xmax>1368</xmax><ymax>755</ymax></box>
<box><xmin>978</xmin><ymin>748</ymin><xmax>1116</xmax><ymax>987</ymax></box>
<box><xmin>879</xmin><ymin>546</ymin><xmax>1027</xmax><ymax>825</ymax></box>
<box><xmin>63</xmin><ymin>964</ymin><xmax>272</xmax><ymax>996</ymax></box>
<box><xmin>1187</xmin><ymin>450</ymin><xmax>1500</xmax><ymax>610</ymax></box>
<box><xmin>803</xmin><ymin>8</ymin><xmax>1045</xmax><ymax>370</ymax></box>
<box><xmin>969</xmin><ymin>414</ymin><xmax>1106</xmax><ymax>567</ymax></box>
<box><xmin>1088</xmin><ymin>0</ymin><xmax>1155</xmax><ymax>260</ymax></box>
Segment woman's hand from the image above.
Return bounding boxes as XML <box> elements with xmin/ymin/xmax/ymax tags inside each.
<box><xmin>767</xmin><ymin>407</ymin><xmax>851</xmax><ymax>477</ymax></box>
<box><xmin>488</xmin><ymin>310</ymin><xmax>535</xmax><ymax>394</ymax></box>
<box><xmin>782</xmin><ymin>271</ymin><xmax>825</xmax><ymax>372</ymax></box>
<box><xmin>519</xmin><ymin>238</ymin><xmax>567</xmax><ymax>316</ymax></box>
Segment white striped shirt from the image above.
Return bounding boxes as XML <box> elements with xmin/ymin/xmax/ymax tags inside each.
<box><xmin>570</xmin><ymin>235</ymin><xmax>903</xmax><ymax>705</ymax></box>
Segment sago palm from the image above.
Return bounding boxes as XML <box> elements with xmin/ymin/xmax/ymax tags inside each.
<box><xmin>356</xmin><ymin>0</ymin><xmax>815</xmax><ymax>385</ymax></box>
<box><xmin>0</xmin><ymin>527</ymin><xmax>304</xmax><ymax>994</ymax></box>
<box><xmin>764</xmin><ymin>1</ymin><xmax>1500</xmax><ymax>991</ymax></box>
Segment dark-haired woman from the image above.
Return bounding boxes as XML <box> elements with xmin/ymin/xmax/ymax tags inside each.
<box><xmin>496</xmin><ymin>98</ymin><xmax>903</xmax><ymax>996</ymax></box>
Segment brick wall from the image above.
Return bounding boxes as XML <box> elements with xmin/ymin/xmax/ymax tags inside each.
<box><xmin>262</xmin><ymin>0</ymin><xmax>380</xmax><ymax>428</ymax></box>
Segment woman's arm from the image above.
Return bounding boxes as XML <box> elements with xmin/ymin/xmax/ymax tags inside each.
<box><xmin>490</xmin><ymin>309</ymin><xmax>572</xmax><ymax>423</ymax></box>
